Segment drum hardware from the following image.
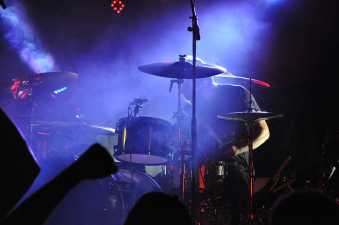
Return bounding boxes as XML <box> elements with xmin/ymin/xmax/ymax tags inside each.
<box><xmin>137</xmin><ymin>49</ymin><xmax>274</xmax><ymax>224</ymax></box>
<box><xmin>212</xmin><ymin>73</ymin><xmax>271</xmax><ymax>88</ymax></box>
<box><xmin>268</xmin><ymin>155</ymin><xmax>292</xmax><ymax>193</ymax></box>
<box><xmin>10</xmin><ymin>71</ymin><xmax>80</xmax><ymax>146</ymax></box>
<box><xmin>187</xmin><ymin>1</ymin><xmax>207</xmax><ymax>221</ymax></box>
<box><xmin>138</xmin><ymin>56</ymin><xmax>281</xmax><ymax>223</ymax></box>
<box><xmin>127</xmin><ymin>98</ymin><xmax>148</xmax><ymax>118</ymax></box>
<box><xmin>215</xmin><ymin>161</ymin><xmax>227</xmax><ymax>180</ymax></box>
<box><xmin>168</xmin><ymin>76</ymin><xmax>189</xmax><ymax>201</ymax></box>
<box><xmin>114</xmin><ymin>115</ymin><xmax>173</xmax><ymax>165</ymax></box>
<box><xmin>138</xmin><ymin>54</ymin><xmax>225</xmax><ymax>218</ymax></box>
<box><xmin>9</xmin><ymin>71</ymin><xmax>78</xmax><ymax>98</ymax></box>
<box><xmin>8</xmin><ymin>71</ymin><xmax>85</xmax><ymax>163</ymax></box>
<box><xmin>138</xmin><ymin>55</ymin><xmax>225</xmax><ymax>206</ymax></box>
<box><xmin>137</xmin><ymin>56</ymin><xmax>226</xmax><ymax>79</ymax></box>
<box><xmin>218</xmin><ymin>111</ymin><xmax>282</xmax><ymax>223</ymax></box>
<box><xmin>328</xmin><ymin>165</ymin><xmax>337</xmax><ymax>182</ymax></box>
<box><xmin>218</xmin><ymin>77</ymin><xmax>283</xmax><ymax>224</ymax></box>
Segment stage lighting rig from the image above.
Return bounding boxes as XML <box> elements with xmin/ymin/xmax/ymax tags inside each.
<box><xmin>111</xmin><ymin>0</ymin><xmax>125</xmax><ymax>14</ymax></box>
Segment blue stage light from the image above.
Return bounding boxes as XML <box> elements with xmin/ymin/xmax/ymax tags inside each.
<box><xmin>0</xmin><ymin>3</ymin><xmax>57</xmax><ymax>73</ymax></box>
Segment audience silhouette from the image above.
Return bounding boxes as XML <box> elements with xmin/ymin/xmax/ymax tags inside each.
<box><xmin>0</xmin><ymin>108</ymin><xmax>40</xmax><ymax>219</ymax></box>
<box><xmin>270</xmin><ymin>190</ymin><xmax>339</xmax><ymax>225</ymax></box>
<box><xmin>124</xmin><ymin>192</ymin><xmax>192</xmax><ymax>225</ymax></box>
<box><xmin>0</xmin><ymin>108</ymin><xmax>117</xmax><ymax>225</ymax></box>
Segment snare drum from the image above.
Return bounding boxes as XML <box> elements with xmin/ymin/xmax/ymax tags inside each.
<box><xmin>115</xmin><ymin>116</ymin><xmax>173</xmax><ymax>165</ymax></box>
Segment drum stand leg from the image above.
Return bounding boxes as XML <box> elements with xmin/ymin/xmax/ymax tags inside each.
<box><xmin>170</xmin><ymin>78</ymin><xmax>187</xmax><ymax>201</ymax></box>
<box><xmin>246</xmin><ymin>121</ymin><xmax>255</xmax><ymax>224</ymax></box>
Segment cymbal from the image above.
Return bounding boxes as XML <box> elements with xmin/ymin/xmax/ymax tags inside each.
<box><xmin>30</xmin><ymin>121</ymin><xmax>116</xmax><ymax>135</ymax></box>
<box><xmin>138</xmin><ymin>60</ymin><xmax>226</xmax><ymax>79</ymax></box>
<box><xmin>31</xmin><ymin>71</ymin><xmax>78</xmax><ymax>86</ymax></box>
<box><xmin>11</xmin><ymin>72</ymin><xmax>78</xmax><ymax>86</ymax></box>
<box><xmin>217</xmin><ymin>111</ymin><xmax>283</xmax><ymax>122</ymax></box>
<box><xmin>8</xmin><ymin>72</ymin><xmax>78</xmax><ymax>99</ymax></box>
<box><xmin>212</xmin><ymin>74</ymin><xmax>271</xmax><ymax>88</ymax></box>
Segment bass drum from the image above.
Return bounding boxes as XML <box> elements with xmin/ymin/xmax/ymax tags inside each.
<box><xmin>44</xmin><ymin>168</ymin><xmax>162</xmax><ymax>225</ymax></box>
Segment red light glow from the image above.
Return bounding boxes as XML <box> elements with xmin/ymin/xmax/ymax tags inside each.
<box><xmin>111</xmin><ymin>0</ymin><xmax>125</xmax><ymax>14</ymax></box>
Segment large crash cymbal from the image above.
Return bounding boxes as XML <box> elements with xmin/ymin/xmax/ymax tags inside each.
<box><xmin>217</xmin><ymin>111</ymin><xmax>283</xmax><ymax>122</ymax></box>
<box><xmin>183</xmin><ymin>55</ymin><xmax>271</xmax><ymax>87</ymax></box>
<box><xmin>138</xmin><ymin>57</ymin><xmax>226</xmax><ymax>79</ymax></box>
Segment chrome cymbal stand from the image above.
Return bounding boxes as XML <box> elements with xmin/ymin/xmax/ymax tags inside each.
<box><xmin>243</xmin><ymin>78</ymin><xmax>263</xmax><ymax>224</ymax></box>
<box><xmin>169</xmin><ymin>77</ymin><xmax>187</xmax><ymax>200</ymax></box>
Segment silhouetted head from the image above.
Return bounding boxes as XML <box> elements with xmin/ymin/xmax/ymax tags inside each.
<box><xmin>123</xmin><ymin>192</ymin><xmax>192</xmax><ymax>225</ymax></box>
<box><xmin>271</xmin><ymin>190</ymin><xmax>339</xmax><ymax>225</ymax></box>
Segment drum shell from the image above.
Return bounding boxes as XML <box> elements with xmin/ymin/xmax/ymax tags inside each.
<box><xmin>115</xmin><ymin>117</ymin><xmax>173</xmax><ymax>165</ymax></box>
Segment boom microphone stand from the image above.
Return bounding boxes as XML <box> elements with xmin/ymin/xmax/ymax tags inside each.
<box><xmin>188</xmin><ymin>0</ymin><xmax>200</xmax><ymax>223</ymax></box>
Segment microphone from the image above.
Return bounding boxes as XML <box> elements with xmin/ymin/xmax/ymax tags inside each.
<box><xmin>0</xmin><ymin>0</ymin><xmax>6</xmax><ymax>9</ymax></box>
<box><xmin>133</xmin><ymin>98</ymin><xmax>148</xmax><ymax>105</ymax></box>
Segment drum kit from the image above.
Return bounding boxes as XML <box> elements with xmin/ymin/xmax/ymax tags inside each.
<box><xmin>2</xmin><ymin>2</ymin><xmax>337</xmax><ymax>225</ymax></box>
<box><xmin>3</xmin><ymin>49</ymin><xmax>284</xmax><ymax>225</ymax></box>
<box><xmin>6</xmin><ymin>52</ymin><xmax>284</xmax><ymax>225</ymax></box>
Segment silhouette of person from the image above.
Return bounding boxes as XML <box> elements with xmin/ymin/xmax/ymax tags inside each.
<box><xmin>271</xmin><ymin>190</ymin><xmax>339</xmax><ymax>225</ymax></box>
<box><xmin>0</xmin><ymin>107</ymin><xmax>117</xmax><ymax>225</ymax></box>
<box><xmin>124</xmin><ymin>192</ymin><xmax>192</xmax><ymax>225</ymax></box>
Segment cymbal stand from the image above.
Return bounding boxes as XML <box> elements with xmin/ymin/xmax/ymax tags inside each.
<box><xmin>245</xmin><ymin>77</ymin><xmax>256</xmax><ymax>224</ymax></box>
<box><xmin>188</xmin><ymin>0</ymin><xmax>200</xmax><ymax>223</ymax></box>
<box><xmin>245</xmin><ymin>120</ymin><xmax>256</xmax><ymax>224</ymax></box>
<box><xmin>169</xmin><ymin>78</ymin><xmax>187</xmax><ymax>200</ymax></box>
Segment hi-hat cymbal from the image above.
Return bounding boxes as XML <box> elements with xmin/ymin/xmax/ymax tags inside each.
<box><xmin>138</xmin><ymin>59</ymin><xmax>226</xmax><ymax>79</ymax></box>
<box><xmin>217</xmin><ymin>111</ymin><xmax>283</xmax><ymax>122</ymax></box>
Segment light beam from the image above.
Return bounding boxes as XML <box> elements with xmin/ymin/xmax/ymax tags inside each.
<box><xmin>0</xmin><ymin>3</ymin><xmax>57</xmax><ymax>73</ymax></box>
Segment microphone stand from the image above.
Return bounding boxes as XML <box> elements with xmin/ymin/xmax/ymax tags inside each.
<box><xmin>188</xmin><ymin>0</ymin><xmax>200</xmax><ymax>224</ymax></box>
